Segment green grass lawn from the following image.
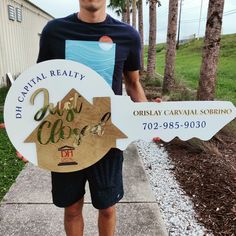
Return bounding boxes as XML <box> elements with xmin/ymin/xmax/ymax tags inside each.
<box><xmin>0</xmin><ymin>129</ymin><xmax>25</xmax><ymax>201</ymax></box>
<box><xmin>144</xmin><ymin>33</ymin><xmax>236</xmax><ymax>104</ymax></box>
<box><xmin>0</xmin><ymin>86</ymin><xmax>25</xmax><ymax>202</ymax></box>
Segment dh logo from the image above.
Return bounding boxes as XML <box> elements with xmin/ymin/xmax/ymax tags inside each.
<box><xmin>57</xmin><ymin>146</ymin><xmax>78</xmax><ymax>166</ymax></box>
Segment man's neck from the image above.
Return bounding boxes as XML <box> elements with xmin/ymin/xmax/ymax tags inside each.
<box><xmin>77</xmin><ymin>9</ymin><xmax>106</xmax><ymax>23</ymax></box>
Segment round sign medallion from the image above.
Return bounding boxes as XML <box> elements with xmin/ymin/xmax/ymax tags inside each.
<box><xmin>4</xmin><ymin>60</ymin><xmax>121</xmax><ymax>172</ymax></box>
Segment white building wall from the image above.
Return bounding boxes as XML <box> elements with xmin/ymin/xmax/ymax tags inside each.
<box><xmin>0</xmin><ymin>0</ymin><xmax>53</xmax><ymax>86</ymax></box>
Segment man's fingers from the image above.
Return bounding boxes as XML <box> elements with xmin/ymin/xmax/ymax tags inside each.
<box><xmin>16</xmin><ymin>151</ymin><xmax>28</xmax><ymax>163</ymax></box>
<box><xmin>154</xmin><ymin>98</ymin><xmax>162</xmax><ymax>103</ymax></box>
<box><xmin>152</xmin><ymin>99</ymin><xmax>161</xmax><ymax>142</ymax></box>
<box><xmin>153</xmin><ymin>137</ymin><xmax>161</xmax><ymax>142</ymax></box>
<box><xmin>0</xmin><ymin>123</ymin><xmax>5</xmax><ymax>129</ymax></box>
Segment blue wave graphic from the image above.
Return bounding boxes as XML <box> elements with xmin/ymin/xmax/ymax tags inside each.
<box><xmin>66</xmin><ymin>40</ymin><xmax>116</xmax><ymax>87</ymax></box>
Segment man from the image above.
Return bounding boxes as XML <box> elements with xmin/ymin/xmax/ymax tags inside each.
<box><xmin>37</xmin><ymin>0</ymin><xmax>147</xmax><ymax>235</ymax></box>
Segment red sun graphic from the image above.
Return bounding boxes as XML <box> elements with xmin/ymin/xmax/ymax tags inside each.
<box><xmin>99</xmin><ymin>36</ymin><xmax>113</xmax><ymax>43</ymax></box>
<box><xmin>98</xmin><ymin>36</ymin><xmax>114</xmax><ymax>51</ymax></box>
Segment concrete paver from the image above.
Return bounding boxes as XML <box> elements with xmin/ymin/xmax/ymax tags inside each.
<box><xmin>0</xmin><ymin>143</ymin><xmax>168</xmax><ymax>236</ymax></box>
<box><xmin>0</xmin><ymin>203</ymin><xmax>164</xmax><ymax>236</ymax></box>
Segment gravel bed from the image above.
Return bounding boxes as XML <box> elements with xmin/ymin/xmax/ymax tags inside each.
<box><xmin>135</xmin><ymin>140</ymin><xmax>212</xmax><ymax>236</ymax></box>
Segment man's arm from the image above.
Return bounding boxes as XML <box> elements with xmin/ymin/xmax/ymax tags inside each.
<box><xmin>123</xmin><ymin>70</ymin><xmax>148</xmax><ymax>102</ymax></box>
<box><xmin>37</xmin><ymin>22</ymin><xmax>52</xmax><ymax>63</ymax></box>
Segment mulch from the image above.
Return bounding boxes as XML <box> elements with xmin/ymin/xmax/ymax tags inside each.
<box><xmin>163</xmin><ymin>130</ymin><xmax>236</xmax><ymax>235</ymax></box>
<box><xmin>142</xmin><ymin>79</ymin><xmax>236</xmax><ymax>235</ymax></box>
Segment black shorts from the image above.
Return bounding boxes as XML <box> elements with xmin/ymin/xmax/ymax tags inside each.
<box><xmin>51</xmin><ymin>148</ymin><xmax>124</xmax><ymax>209</ymax></box>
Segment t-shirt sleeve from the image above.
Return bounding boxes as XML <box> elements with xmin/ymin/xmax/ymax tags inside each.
<box><xmin>123</xmin><ymin>30</ymin><xmax>141</xmax><ymax>72</ymax></box>
<box><xmin>37</xmin><ymin>23</ymin><xmax>52</xmax><ymax>63</ymax></box>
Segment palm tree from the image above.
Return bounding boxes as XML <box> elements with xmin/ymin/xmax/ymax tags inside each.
<box><xmin>138</xmin><ymin>0</ymin><xmax>144</xmax><ymax>73</ymax></box>
<box><xmin>108</xmin><ymin>0</ymin><xmax>127</xmax><ymax>23</ymax></box>
<box><xmin>132</xmin><ymin>0</ymin><xmax>137</xmax><ymax>28</ymax></box>
<box><xmin>197</xmin><ymin>0</ymin><xmax>225</xmax><ymax>100</ymax></box>
<box><xmin>126</xmin><ymin>0</ymin><xmax>131</xmax><ymax>24</ymax></box>
<box><xmin>147</xmin><ymin>0</ymin><xmax>161</xmax><ymax>79</ymax></box>
<box><xmin>162</xmin><ymin>0</ymin><xmax>179</xmax><ymax>94</ymax></box>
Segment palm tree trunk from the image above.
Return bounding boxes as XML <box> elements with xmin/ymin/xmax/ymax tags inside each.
<box><xmin>126</xmin><ymin>0</ymin><xmax>130</xmax><ymax>24</ymax></box>
<box><xmin>197</xmin><ymin>0</ymin><xmax>225</xmax><ymax>100</ymax></box>
<box><xmin>132</xmin><ymin>0</ymin><xmax>137</xmax><ymax>29</ymax></box>
<box><xmin>162</xmin><ymin>0</ymin><xmax>179</xmax><ymax>94</ymax></box>
<box><xmin>138</xmin><ymin>0</ymin><xmax>144</xmax><ymax>73</ymax></box>
<box><xmin>122</xmin><ymin>9</ymin><xmax>128</xmax><ymax>23</ymax></box>
<box><xmin>122</xmin><ymin>12</ymin><xmax>125</xmax><ymax>22</ymax></box>
<box><xmin>147</xmin><ymin>0</ymin><xmax>157</xmax><ymax>79</ymax></box>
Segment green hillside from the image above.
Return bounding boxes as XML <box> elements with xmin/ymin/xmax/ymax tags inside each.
<box><xmin>144</xmin><ymin>34</ymin><xmax>236</xmax><ymax>104</ymax></box>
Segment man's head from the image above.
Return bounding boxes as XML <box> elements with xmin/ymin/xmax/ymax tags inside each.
<box><xmin>79</xmin><ymin>0</ymin><xmax>106</xmax><ymax>12</ymax></box>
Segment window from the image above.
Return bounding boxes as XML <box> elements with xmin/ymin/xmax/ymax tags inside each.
<box><xmin>16</xmin><ymin>8</ymin><xmax>22</xmax><ymax>22</ymax></box>
<box><xmin>8</xmin><ymin>5</ymin><xmax>15</xmax><ymax>21</ymax></box>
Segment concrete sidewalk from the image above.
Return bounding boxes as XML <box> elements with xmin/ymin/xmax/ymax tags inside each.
<box><xmin>0</xmin><ymin>143</ymin><xmax>168</xmax><ymax>236</ymax></box>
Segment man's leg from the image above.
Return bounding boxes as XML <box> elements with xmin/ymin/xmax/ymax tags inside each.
<box><xmin>51</xmin><ymin>170</ymin><xmax>87</xmax><ymax>235</ymax></box>
<box><xmin>64</xmin><ymin>197</ymin><xmax>84</xmax><ymax>236</ymax></box>
<box><xmin>98</xmin><ymin>205</ymin><xmax>116</xmax><ymax>236</ymax></box>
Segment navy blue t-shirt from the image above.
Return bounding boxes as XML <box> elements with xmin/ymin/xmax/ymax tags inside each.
<box><xmin>37</xmin><ymin>13</ymin><xmax>141</xmax><ymax>95</ymax></box>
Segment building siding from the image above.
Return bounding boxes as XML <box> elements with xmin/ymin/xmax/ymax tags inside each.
<box><xmin>0</xmin><ymin>0</ymin><xmax>53</xmax><ymax>86</ymax></box>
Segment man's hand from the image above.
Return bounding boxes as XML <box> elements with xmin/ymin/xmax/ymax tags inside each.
<box><xmin>152</xmin><ymin>97</ymin><xmax>162</xmax><ymax>143</ymax></box>
<box><xmin>153</xmin><ymin>137</ymin><xmax>161</xmax><ymax>142</ymax></box>
<box><xmin>152</xmin><ymin>97</ymin><xmax>162</xmax><ymax>103</ymax></box>
<box><xmin>0</xmin><ymin>123</ymin><xmax>5</xmax><ymax>129</ymax></box>
<box><xmin>16</xmin><ymin>151</ymin><xmax>28</xmax><ymax>163</ymax></box>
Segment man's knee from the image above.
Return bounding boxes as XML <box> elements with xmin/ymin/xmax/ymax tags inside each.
<box><xmin>65</xmin><ymin>197</ymin><xmax>84</xmax><ymax>220</ymax></box>
<box><xmin>99</xmin><ymin>205</ymin><xmax>116</xmax><ymax>219</ymax></box>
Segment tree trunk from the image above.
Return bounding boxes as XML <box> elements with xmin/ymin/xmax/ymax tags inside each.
<box><xmin>122</xmin><ymin>9</ymin><xmax>128</xmax><ymax>23</ymax></box>
<box><xmin>138</xmin><ymin>0</ymin><xmax>144</xmax><ymax>73</ymax></box>
<box><xmin>176</xmin><ymin>0</ymin><xmax>183</xmax><ymax>50</ymax></box>
<box><xmin>126</xmin><ymin>0</ymin><xmax>130</xmax><ymax>24</ymax></box>
<box><xmin>122</xmin><ymin>12</ymin><xmax>125</xmax><ymax>22</ymax></box>
<box><xmin>147</xmin><ymin>0</ymin><xmax>157</xmax><ymax>79</ymax></box>
<box><xmin>162</xmin><ymin>0</ymin><xmax>179</xmax><ymax>94</ymax></box>
<box><xmin>197</xmin><ymin>0</ymin><xmax>225</xmax><ymax>100</ymax></box>
<box><xmin>132</xmin><ymin>0</ymin><xmax>137</xmax><ymax>29</ymax></box>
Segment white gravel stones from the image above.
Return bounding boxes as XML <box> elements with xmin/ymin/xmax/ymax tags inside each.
<box><xmin>135</xmin><ymin>140</ymin><xmax>212</xmax><ymax>236</ymax></box>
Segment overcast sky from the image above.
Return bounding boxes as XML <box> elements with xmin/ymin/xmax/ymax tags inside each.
<box><xmin>29</xmin><ymin>0</ymin><xmax>236</xmax><ymax>43</ymax></box>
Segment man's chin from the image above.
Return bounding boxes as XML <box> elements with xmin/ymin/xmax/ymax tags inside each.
<box><xmin>84</xmin><ymin>5</ymin><xmax>100</xmax><ymax>12</ymax></box>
